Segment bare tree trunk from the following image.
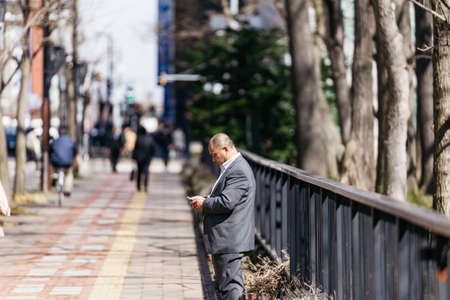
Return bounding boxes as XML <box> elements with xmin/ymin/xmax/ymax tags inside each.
<box><xmin>431</xmin><ymin>0</ymin><xmax>450</xmax><ymax>215</ymax></box>
<box><xmin>80</xmin><ymin>92</ymin><xmax>90</xmax><ymax>143</ymax></box>
<box><xmin>66</xmin><ymin>0</ymin><xmax>78</xmax><ymax>143</ymax></box>
<box><xmin>66</xmin><ymin>63</ymin><xmax>76</xmax><ymax>140</ymax></box>
<box><xmin>285</xmin><ymin>0</ymin><xmax>339</xmax><ymax>178</ymax></box>
<box><xmin>322</xmin><ymin>0</ymin><xmax>351</xmax><ymax>145</ymax></box>
<box><xmin>0</xmin><ymin>12</ymin><xmax>10</xmax><ymax>198</ymax></box>
<box><xmin>65</xmin><ymin>62</ymin><xmax>76</xmax><ymax>193</ymax></box>
<box><xmin>375</xmin><ymin>57</ymin><xmax>388</xmax><ymax>193</ymax></box>
<box><xmin>371</xmin><ymin>0</ymin><xmax>410</xmax><ymax>201</ymax></box>
<box><xmin>341</xmin><ymin>0</ymin><xmax>375</xmax><ymax>191</ymax></box>
<box><xmin>71</xmin><ymin>0</ymin><xmax>79</xmax><ymax>145</ymax></box>
<box><xmin>14</xmin><ymin>42</ymin><xmax>31</xmax><ymax>196</ymax></box>
<box><xmin>396</xmin><ymin>1</ymin><xmax>417</xmax><ymax>191</ymax></box>
<box><xmin>0</xmin><ymin>50</ymin><xmax>11</xmax><ymax>197</ymax></box>
<box><xmin>416</xmin><ymin>0</ymin><xmax>434</xmax><ymax>194</ymax></box>
<box><xmin>0</xmin><ymin>106</ymin><xmax>11</xmax><ymax>198</ymax></box>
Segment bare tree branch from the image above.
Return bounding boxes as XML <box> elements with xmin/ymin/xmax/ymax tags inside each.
<box><xmin>0</xmin><ymin>43</ymin><xmax>43</xmax><ymax>94</ymax></box>
<box><xmin>417</xmin><ymin>44</ymin><xmax>433</xmax><ymax>52</ymax></box>
<box><xmin>0</xmin><ymin>0</ymin><xmax>72</xmax><ymax>96</ymax></box>
<box><xmin>409</xmin><ymin>0</ymin><xmax>447</xmax><ymax>22</ymax></box>
<box><xmin>441</xmin><ymin>0</ymin><xmax>450</xmax><ymax>9</ymax></box>
<box><xmin>271</xmin><ymin>0</ymin><xmax>286</xmax><ymax>19</ymax></box>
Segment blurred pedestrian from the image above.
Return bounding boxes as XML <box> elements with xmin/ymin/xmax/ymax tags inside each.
<box><xmin>50</xmin><ymin>129</ymin><xmax>77</xmax><ymax>196</ymax></box>
<box><xmin>0</xmin><ymin>181</ymin><xmax>11</xmax><ymax>237</ymax></box>
<box><xmin>108</xmin><ymin>126</ymin><xmax>124</xmax><ymax>173</ymax></box>
<box><xmin>122</xmin><ymin>124</ymin><xmax>137</xmax><ymax>156</ymax></box>
<box><xmin>154</xmin><ymin>122</ymin><xmax>172</xmax><ymax>168</ymax></box>
<box><xmin>26</xmin><ymin>127</ymin><xmax>41</xmax><ymax>169</ymax></box>
<box><xmin>122</xmin><ymin>124</ymin><xmax>138</xmax><ymax>181</ymax></box>
<box><xmin>172</xmin><ymin>127</ymin><xmax>186</xmax><ymax>158</ymax></box>
<box><xmin>132</xmin><ymin>125</ymin><xmax>156</xmax><ymax>192</ymax></box>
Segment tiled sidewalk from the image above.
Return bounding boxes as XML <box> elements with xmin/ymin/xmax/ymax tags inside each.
<box><xmin>0</xmin><ymin>168</ymin><xmax>205</xmax><ymax>299</ymax></box>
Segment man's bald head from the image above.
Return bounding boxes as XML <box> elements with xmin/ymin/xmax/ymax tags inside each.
<box><xmin>208</xmin><ymin>133</ymin><xmax>237</xmax><ymax>166</ymax></box>
<box><xmin>209</xmin><ymin>133</ymin><xmax>235</xmax><ymax>149</ymax></box>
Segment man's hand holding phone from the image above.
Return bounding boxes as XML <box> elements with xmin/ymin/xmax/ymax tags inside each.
<box><xmin>188</xmin><ymin>195</ymin><xmax>205</xmax><ymax>211</ymax></box>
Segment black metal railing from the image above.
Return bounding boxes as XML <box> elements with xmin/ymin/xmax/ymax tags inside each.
<box><xmin>242</xmin><ymin>150</ymin><xmax>450</xmax><ymax>300</ymax></box>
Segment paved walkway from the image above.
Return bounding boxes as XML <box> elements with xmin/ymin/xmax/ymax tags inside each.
<box><xmin>0</xmin><ymin>160</ymin><xmax>209</xmax><ymax>299</ymax></box>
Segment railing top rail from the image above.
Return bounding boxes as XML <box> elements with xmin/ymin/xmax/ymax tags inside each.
<box><xmin>241</xmin><ymin>150</ymin><xmax>450</xmax><ymax>237</ymax></box>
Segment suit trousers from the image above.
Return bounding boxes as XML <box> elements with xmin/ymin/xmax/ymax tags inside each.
<box><xmin>212</xmin><ymin>253</ymin><xmax>244</xmax><ymax>300</ymax></box>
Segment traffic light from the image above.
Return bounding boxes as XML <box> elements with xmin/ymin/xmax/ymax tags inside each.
<box><xmin>125</xmin><ymin>86</ymin><xmax>135</xmax><ymax>103</ymax></box>
<box><xmin>159</xmin><ymin>72</ymin><xmax>167</xmax><ymax>86</ymax></box>
<box><xmin>126</xmin><ymin>95</ymin><xmax>135</xmax><ymax>103</ymax></box>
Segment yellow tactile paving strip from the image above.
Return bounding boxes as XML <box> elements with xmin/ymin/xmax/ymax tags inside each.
<box><xmin>88</xmin><ymin>192</ymin><xmax>147</xmax><ymax>299</ymax></box>
<box><xmin>0</xmin><ymin>168</ymin><xmax>205</xmax><ymax>300</ymax></box>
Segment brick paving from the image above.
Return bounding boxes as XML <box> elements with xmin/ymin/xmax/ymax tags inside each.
<box><xmin>0</xmin><ymin>159</ymin><xmax>208</xmax><ymax>299</ymax></box>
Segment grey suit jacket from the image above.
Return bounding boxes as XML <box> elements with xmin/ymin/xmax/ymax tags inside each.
<box><xmin>203</xmin><ymin>155</ymin><xmax>256</xmax><ymax>254</ymax></box>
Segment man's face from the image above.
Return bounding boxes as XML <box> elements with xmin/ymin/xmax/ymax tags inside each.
<box><xmin>209</xmin><ymin>144</ymin><xmax>227</xmax><ymax>166</ymax></box>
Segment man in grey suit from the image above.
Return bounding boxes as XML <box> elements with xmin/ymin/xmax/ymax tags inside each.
<box><xmin>190</xmin><ymin>133</ymin><xmax>256</xmax><ymax>300</ymax></box>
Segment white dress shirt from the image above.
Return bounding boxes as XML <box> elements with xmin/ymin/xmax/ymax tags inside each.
<box><xmin>209</xmin><ymin>152</ymin><xmax>241</xmax><ymax>195</ymax></box>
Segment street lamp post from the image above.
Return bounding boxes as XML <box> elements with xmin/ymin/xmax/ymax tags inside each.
<box><xmin>41</xmin><ymin>1</ymin><xmax>52</xmax><ymax>192</ymax></box>
<box><xmin>95</xmin><ymin>32</ymin><xmax>114</xmax><ymax>118</ymax></box>
<box><xmin>41</xmin><ymin>7</ymin><xmax>66</xmax><ymax>192</ymax></box>
<box><xmin>106</xmin><ymin>34</ymin><xmax>113</xmax><ymax>111</ymax></box>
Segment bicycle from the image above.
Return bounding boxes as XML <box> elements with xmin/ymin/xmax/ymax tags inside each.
<box><xmin>56</xmin><ymin>168</ymin><xmax>65</xmax><ymax>207</ymax></box>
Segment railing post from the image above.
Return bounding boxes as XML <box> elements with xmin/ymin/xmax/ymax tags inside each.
<box><xmin>297</xmin><ymin>182</ymin><xmax>311</xmax><ymax>282</ymax></box>
<box><xmin>399</xmin><ymin>222</ymin><xmax>429</xmax><ymax>300</ymax></box>
<box><xmin>436</xmin><ymin>235</ymin><xmax>449</xmax><ymax>300</ymax></box>
<box><xmin>298</xmin><ymin>181</ymin><xmax>310</xmax><ymax>281</ymax></box>
<box><xmin>264</xmin><ymin>167</ymin><xmax>271</xmax><ymax>243</ymax></box>
<box><xmin>288</xmin><ymin>178</ymin><xmax>297</xmax><ymax>277</ymax></box>
<box><xmin>336</xmin><ymin>196</ymin><xmax>352</xmax><ymax>300</ymax></box>
<box><xmin>352</xmin><ymin>203</ymin><xmax>362</xmax><ymax>299</ymax></box>
<box><xmin>364</xmin><ymin>208</ymin><xmax>374</xmax><ymax>299</ymax></box>
<box><xmin>352</xmin><ymin>204</ymin><xmax>374</xmax><ymax>299</ymax></box>
<box><xmin>321</xmin><ymin>191</ymin><xmax>336</xmax><ymax>295</ymax></box>
<box><xmin>255</xmin><ymin>164</ymin><xmax>261</xmax><ymax>234</ymax></box>
<box><xmin>310</xmin><ymin>186</ymin><xmax>321</xmax><ymax>286</ymax></box>
<box><xmin>438</xmin><ymin>237</ymin><xmax>449</xmax><ymax>300</ymax></box>
<box><xmin>275</xmin><ymin>173</ymin><xmax>282</xmax><ymax>256</ymax></box>
<box><xmin>260</xmin><ymin>166</ymin><xmax>267</xmax><ymax>241</ymax></box>
<box><xmin>270</xmin><ymin>170</ymin><xmax>276</xmax><ymax>251</ymax></box>
<box><xmin>281</xmin><ymin>174</ymin><xmax>288</xmax><ymax>256</ymax></box>
<box><xmin>373</xmin><ymin>212</ymin><xmax>397</xmax><ymax>300</ymax></box>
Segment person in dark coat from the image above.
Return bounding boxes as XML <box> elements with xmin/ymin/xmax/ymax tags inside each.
<box><xmin>154</xmin><ymin>122</ymin><xmax>172</xmax><ymax>168</ymax></box>
<box><xmin>108</xmin><ymin>126</ymin><xmax>124</xmax><ymax>173</ymax></box>
<box><xmin>132</xmin><ymin>125</ymin><xmax>156</xmax><ymax>192</ymax></box>
<box><xmin>50</xmin><ymin>131</ymin><xmax>77</xmax><ymax>196</ymax></box>
<box><xmin>50</xmin><ymin>134</ymin><xmax>77</xmax><ymax>169</ymax></box>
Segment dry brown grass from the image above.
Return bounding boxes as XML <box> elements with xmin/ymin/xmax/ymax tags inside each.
<box><xmin>243</xmin><ymin>254</ymin><xmax>332</xmax><ymax>300</ymax></box>
<box><xmin>244</xmin><ymin>255</ymin><xmax>286</xmax><ymax>296</ymax></box>
<box><xmin>10</xmin><ymin>202</ymin><xmax>37</xmax><ymax>216</ymax></box>
<box><xmin>13</xmin><ymin>192</ymin><xmax>48</xmax><ymax>205</ymax></box>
